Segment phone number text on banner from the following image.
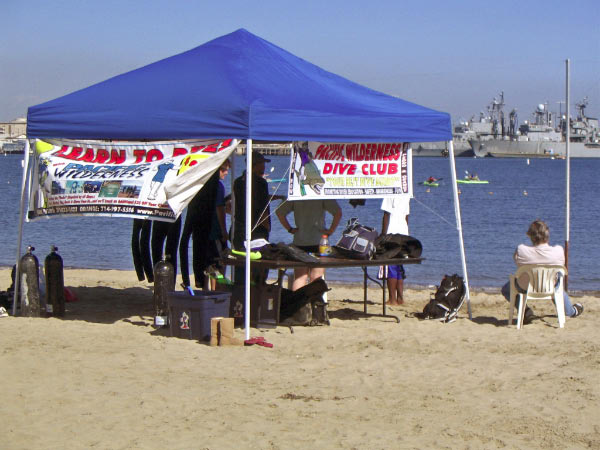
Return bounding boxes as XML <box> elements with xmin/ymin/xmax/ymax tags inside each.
<box><xmin>28</xmin><ymin>138</ymin><xmax>238</xmax><ymax>222</ymax></box>
<box><xmin>288</xmin><ymin>142</ymin><xmax>412</xmax><ymax>200</ymax></box>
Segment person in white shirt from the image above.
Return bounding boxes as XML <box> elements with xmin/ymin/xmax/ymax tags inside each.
<box><xmin>379</xmin><ymin>196</ymin><xmax>410</xmax><ymax>305</ymax></box>
<box><xmin>501</xmin><ymin>220</ymin><xmax>583</xmax><ymax>323</ymax></box>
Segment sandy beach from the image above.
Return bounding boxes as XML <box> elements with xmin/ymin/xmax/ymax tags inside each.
<box><xmin>1</xmin><ymin>267</ymin><xmax>598</xmax><ymax>449</ymax></box>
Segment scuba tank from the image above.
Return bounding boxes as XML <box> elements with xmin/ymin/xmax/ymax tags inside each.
<box><xmin>20</xmin><ymin>246</ymin><xmax>42</xmax><ymax>317</ymax></box>
<box><xmin>153</xmin><ymin>255</ymin><xmax>174</xmax><ymax>327</ymax></box>
<box><xmin>45</xmin><ymin>245</ymin><xmax>65</xmax><ymax>317</ymax></box>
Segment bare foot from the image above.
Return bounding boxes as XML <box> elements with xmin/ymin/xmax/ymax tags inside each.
<box><xmin>386</xmin><ymin>300</ymin><xmax>399</xmax><ymax>306</ymax></box>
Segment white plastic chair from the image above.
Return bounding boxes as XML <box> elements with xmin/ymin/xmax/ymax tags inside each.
<box><xmin>508</xmin><ymin>264</ymin><xmax>567</xmax><ymax>329</ymax></box>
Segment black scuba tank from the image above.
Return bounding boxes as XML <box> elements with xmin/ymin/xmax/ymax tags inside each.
<box><xmin>45</xmin><ymin>245</ymin><xmax>65</xmax><ymax>317</ymax></box>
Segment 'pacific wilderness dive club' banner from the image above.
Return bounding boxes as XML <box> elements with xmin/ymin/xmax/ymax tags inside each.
<box><xmin>28</xmin><ymin>139</ymin><xmax>239</xmax><ymax>221</ymax></box>
<box><xmin>288</xmin><ymin>142</ymin><xmax>412</xmax><ymax>200</ymax></box>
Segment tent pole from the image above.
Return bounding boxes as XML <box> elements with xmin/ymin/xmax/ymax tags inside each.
<box><xmin>564</xmin><ymin>58</ymin><xmax>570</xmax><ymax>290</ymax></box>
<box><xmin>12</xmin><ymin>139</ymin><xmax>32</xmax><ymax>316</ymax></box>
<box><xmin>230</xmin><ymin>153</ymin><xmax>236</xmax><ymax>284</ymax></box>
<box><xmin>244</xmin><ymin>140</ymin><xmax>253</xmax><ymax>341</ymax></box>
<box><xmin>447</xmin><ymin>140</ymin><xmax>472</xmax><ymax>319</ymax></box>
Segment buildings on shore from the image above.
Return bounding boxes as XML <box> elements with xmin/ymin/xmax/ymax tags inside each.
<box><xmin>0</xmin><ymin>117</ymin><xmax>26</xmax><ymax>154</ymax></box>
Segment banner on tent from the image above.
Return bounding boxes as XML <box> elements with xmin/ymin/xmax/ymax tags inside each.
<box><xmin>28</xmin><ymin>138</ymin><xmax>239</xmax><ymax>222</ymax></box>
<box><xmin>288</xmin><ymin>142</ymin><xmax>412</xmax><ymax>200</ymax></box>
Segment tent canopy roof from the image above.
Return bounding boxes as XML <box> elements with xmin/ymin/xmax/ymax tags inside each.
<box><xmin>27</xmin><ymin>29</ymin><xmax>451</xmax><ymax>142</ymax></box>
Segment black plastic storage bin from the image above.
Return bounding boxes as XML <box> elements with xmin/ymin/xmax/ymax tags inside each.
<box><xmin>168</xmin><ymin>290</ymin><xmax>231</xmax><ymax>341</ymax></box>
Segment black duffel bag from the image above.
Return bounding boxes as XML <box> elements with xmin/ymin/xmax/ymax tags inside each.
<box><xmin>373</xmin><ymin>233</ymin><xmax>423</xmax><ymax>260</ymax></box>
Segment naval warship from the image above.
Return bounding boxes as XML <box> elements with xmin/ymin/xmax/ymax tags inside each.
<box><xmin>410</xmin><ymin>94</ymin><xmax>511</xmax><ymax>157</ymax></box>
<box><xmin>469</xmin><ymin>93</ymin><xmax>600</xmax><ymax>158</ymax></box>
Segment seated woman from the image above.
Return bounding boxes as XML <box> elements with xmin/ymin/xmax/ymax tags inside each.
<box><xmin>500</xmin><ymin>220</ymin><xmax>583</xmax><ymax>323</ymax></box>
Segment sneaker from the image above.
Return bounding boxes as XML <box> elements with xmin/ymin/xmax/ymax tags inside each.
<box><xmin>0</xmin><ymin>307</ymin><xmax>8</xmax><ymax>318</ymax></box>
<box><xmin>571</xmin><ymin>303</ymin><xmax>584</xmax><ymax>318</ymax></box>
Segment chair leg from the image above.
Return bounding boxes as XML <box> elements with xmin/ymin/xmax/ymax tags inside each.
<box><xmin>555</xmin><ymin>291</ymin><xmax>566</xmax><ymax>329</ymax></box>
<box><xmin>508</xmin><ymin>293</ymin><xmax>516</xmax><ymax>327</ymax></box>
<box><xmin>516</xmin><ymin>294</ymin><xmax>525</xmax><ymax>330</ymax></box>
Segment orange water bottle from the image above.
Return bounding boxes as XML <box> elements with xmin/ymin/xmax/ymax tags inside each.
<box><xmin>319</xmin><ymin>234</ymin><xmax>331</xmax><ymax>256</ymax></box>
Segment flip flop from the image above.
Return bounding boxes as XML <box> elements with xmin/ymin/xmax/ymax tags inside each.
<box><xmin>244</xmin><ymin>337</ymin><xmax>273</xmax><ymax>348</ymax></box>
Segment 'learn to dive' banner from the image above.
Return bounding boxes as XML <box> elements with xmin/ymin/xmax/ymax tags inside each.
<box><xmin>288</xmin><ymin>142</ymin><xmax>412</xmax><ymax>200</ymax></box>
<box><xmin>28</xmin><ymin>138</ymin><xmax>239</xmax><ymax>222</ymax></box>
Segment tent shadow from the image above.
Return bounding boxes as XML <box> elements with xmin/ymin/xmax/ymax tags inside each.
<box><xmin>328</xmin><ymin>307</ymin><xmax>363</xmax><ymax>321</ymax></box>
<box><xmin>61</xmin><ymin>285</ymin><xmax>155</xmax><ymax>325</ymax></box>
<box><xmin>470</xmin><ymin>315</ymin><xmax>507</xmax><ymax>327</ymax></box>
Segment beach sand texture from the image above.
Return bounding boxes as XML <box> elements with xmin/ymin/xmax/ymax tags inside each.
<box><xmin>1</xmin><ymin>268</ymin><xmax>599</xmax><ymax>449</ymax></box>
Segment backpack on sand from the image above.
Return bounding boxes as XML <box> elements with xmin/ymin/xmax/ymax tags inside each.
<box><xmin>279</xmin><ymin>277</ymin><xmax>330</xmax><ymax>326</ymax></box>
<box><xmin>418</xmin><ymin>274</ymin><xmax>466</xmax><ymax>323</ymax></box>
<box><xmin>333</xmin><ymin>218</ymin><xmax>378</xmax><ymax>260</ymax></box>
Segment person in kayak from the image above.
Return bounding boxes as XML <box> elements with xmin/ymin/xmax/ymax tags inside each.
<box><xmin>427</xmin><ymin>176</ymin><xmax>438</xmax><ymax>183</ymax></box>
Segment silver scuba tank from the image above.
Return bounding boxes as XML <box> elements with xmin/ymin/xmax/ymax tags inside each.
<box><xmin>20</xmin><ymin>246</ymin><xmax>42</xmax><ymax>317</ymax></box>
<box><xmin>153</xmin><ymin>255</ymin><xmax>174</xmax><ymax>327</ymax></box>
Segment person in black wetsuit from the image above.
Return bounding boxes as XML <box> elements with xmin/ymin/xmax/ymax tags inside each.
<box><xmin>179</xmin><ymin>170</ymin><xmax>220</xmax><ymax>289</ymax></box>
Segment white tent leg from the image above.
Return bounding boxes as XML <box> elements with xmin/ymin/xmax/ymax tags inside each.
<box><xmin>12</xmin><ymin>140</ymin><xmax>32</xmax><ymax>316</ymax></box>
<box><xmin>244</xmin><ymin>139</ymin><xmax>253</xmax><ymax>341</ymax></box>
<box><xmin>230</xmin><ymin>155</ymin><xmax>236</xmax><ymax>284</ymax></box>
<box><xmin>448</xmin><ymin>140</ymin><xmax>472</xmax><ymax>319</ymax></box>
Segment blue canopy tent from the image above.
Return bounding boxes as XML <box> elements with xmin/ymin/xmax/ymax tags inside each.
<box><xmin>21</xmin><ymin>29</ymin><xmax>470</xmax><ymax>331</ymax></box>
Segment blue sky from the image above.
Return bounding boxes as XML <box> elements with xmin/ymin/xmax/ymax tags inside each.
<box><xmin>2</xmin><ymin>0</ymin><xmax>598</xmax><ymax>125</ymax></box>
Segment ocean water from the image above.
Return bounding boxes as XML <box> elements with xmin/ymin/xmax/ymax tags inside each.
<box><xmin>1</xmin><ymin>153</ymin><xmax>599</xmax><ymax>292</ymax></box>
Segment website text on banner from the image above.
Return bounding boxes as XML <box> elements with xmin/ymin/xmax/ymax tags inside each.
<box><xmin>288</xmin><ymin>142</ymin><xmax>412</xmax><ymax>200</ymax></box>
<box><xmin>28</xmin><ymin>139</ymin><xmax>239</xmax><ymax>222</ymax></box>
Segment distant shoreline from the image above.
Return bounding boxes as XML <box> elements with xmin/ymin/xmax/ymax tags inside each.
<box><xmin>1</xmin><ymin>265</ymin><xmax>597</xmax><ymax>296</ymax></box>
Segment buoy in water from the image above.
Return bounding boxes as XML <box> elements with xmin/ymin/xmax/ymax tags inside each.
<box><xmin>527</xmin><ymin>158</ymin><xmax>530</xmax><ymax>165</ymax></box>
<box><xmin>523</xmin><ymin>190</ymin><xmax>528</xmax><ymax>196</ymax></box>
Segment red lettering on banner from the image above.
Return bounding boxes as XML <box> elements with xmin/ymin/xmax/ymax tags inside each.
<box><xmin>315</xmin><ymin>145</ymin><xmax>328</xmax><ymax>159</ymax></box>
<box><xmin>323</xmin><ymin>163</ymin><xmax>356</xmax><ymax>175</ymax></box>
<box><xmin>361</xmin><ymin>163</ymin><xmax>394</xmax><ymax>175</ymax></box>
<box><xmin>388</xmin><ymin>163</ymin><xmax>398</xmax><ymax>174</ymax></box>
<box><xmin>202</xmin><ymin>144</ymin><xmax>218</xmax><ymax>153</ymax></box>
<box><xmin>190</xmin><ymin>145</ymin><xmax>206</xmax><ymax>153</ymax></box>
<box><xmin>133</xmin><ymin>149</ymin><xmax>146</xmax><ymax>164</ymax></box>
<box><xmin>57</xmin><ymin>146</ymin><xmax>84</xmax><ymax>160</ymax></box>
<box><xmin>79</xmin><ymin>148</ymin><xmax>96</xmax><ymax>162</ymax></box>
<box><xmin>95</xmin><ymin>149</ymin><xmax>109</xmax><ymax>164</ymax></box>
<box><xmin>145</xmin><ymin>149</ymin><xmax>163</xmax><ymax>162</ymax></box>
<box><xmin>172</xmin><ymin>147</ymin><xmax>188</xmax><ymax>157</ymax></box>
<box><xmin>55</xmin><ymin>145</ymin><xmax>70</xmax><ymax>158</ymax></box>
<box><xmin>108</xmin><ymin>149</ymin><xmax>126</xmax><ymax>164</ymax></box>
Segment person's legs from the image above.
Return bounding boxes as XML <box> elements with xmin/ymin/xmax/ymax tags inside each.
<box><xmin>179</xmin><ymin>218</ymin><xmax>193</xmax><ymax>288</ymax></box>
<box><xmin>554</xmin><ymin>274</ymin><xmax>579</xmax><ymax>317</ymax></box>
<box><xmin>396</xmin><ymin>278</ymin><xmax>404</xmax><ymax>304</ymax></box>
<box><xmin>386</xmin><ymin>278</ymin><xmax>398</xmax><ymax>305</ymax></box>
<box><xmin>396</xmin><ymin>265</ymin><xmax>405</xmax><ymax>304</ymax></box>
<box><xmin>386</xmin><ymin>265</ymin><xmax>403</xmax><ymax>305</ymax></box>
<box><xmin>309</xmin><ymin>267</ymin><xmax>325</xmax><ymax>283</ymax></box>
<box><xmin>502</xmin><ymin>279</ymin><xmax>535</xmax><ymax>324</ymax></box>
<box><xmin>292</xmin><ymin>267</ymin><xmax>309</xmax><ymax>291</ymax></box>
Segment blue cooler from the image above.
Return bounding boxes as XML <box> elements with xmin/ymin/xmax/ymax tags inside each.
<box><xmin>168</xmin><ymin>290</ymin><xmax>231</xmax><ymax>341</ymax></box>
